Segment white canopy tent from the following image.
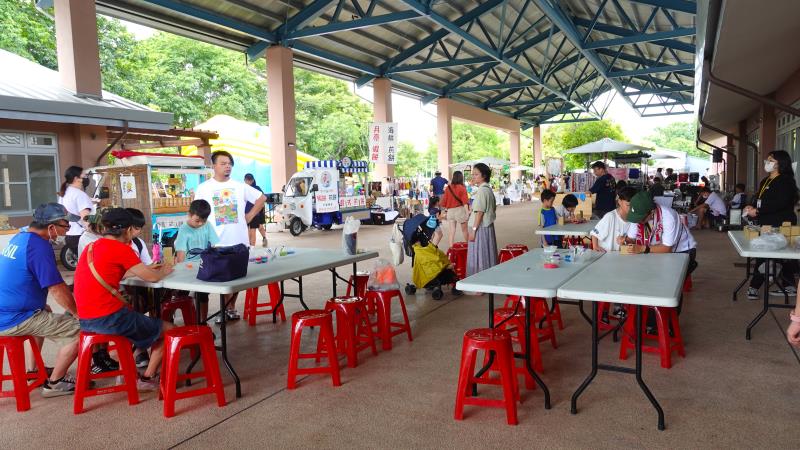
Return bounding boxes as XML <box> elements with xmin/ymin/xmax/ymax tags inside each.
<box><xmin>449</xmin><ymin>156</ymin><xmax>512</xmax><ymax>170</ymax></box>
<box><xmin>565</xmin><ymin>138</ymin><xmax>653</xmax><ymax>155</ymax></box>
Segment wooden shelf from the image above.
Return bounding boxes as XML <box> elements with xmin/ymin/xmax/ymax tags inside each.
<box><xmin>153</xmin><ymin>206</ymin><xmax>189</xmax><ymax>215</ymax></box>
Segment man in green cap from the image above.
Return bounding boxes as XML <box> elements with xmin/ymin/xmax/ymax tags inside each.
<box><xmin>619</xmin><ymin>191</ymin><xmax>697</xmax><ymax>262</ymax></box>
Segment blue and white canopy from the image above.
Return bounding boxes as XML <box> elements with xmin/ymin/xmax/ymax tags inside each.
<box><xmin>305</xmin><ymin>159</ymin><xmax>369</xmax><ymax>173</ymax></box>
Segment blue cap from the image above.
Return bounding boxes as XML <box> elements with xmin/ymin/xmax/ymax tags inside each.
<box><xmin>33</xmin><ymin>203</ymin><xmax>81</xmax><ymax>224</ymax></box>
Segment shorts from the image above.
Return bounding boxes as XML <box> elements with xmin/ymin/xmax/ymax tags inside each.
<box><xmin>0</xmin><ymin>310</ymin><xmax>80</xmax><ymax>345</ymax></box>
<box><xmin>248</xmin><ymin>209</ymin><xmax>266</xmax><ymax>228</ymax></box>
<box><xmin>445</xmin><ymin>205</ymin><xmax>469</xmax><ymax>224</ymax></box>
<box><xmin>79</xmin><ymin>307</ymin><xmax>163</xmax><ymax>350</ymax></box>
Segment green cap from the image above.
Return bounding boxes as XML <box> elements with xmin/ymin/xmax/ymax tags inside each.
<box><xmin>627</xmin><ymin>191</ymin><xmax>655</xmax><ymax>224</ymax></box>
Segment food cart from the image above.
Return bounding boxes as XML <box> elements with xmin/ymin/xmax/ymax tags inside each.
<box><xmin>88</xmin><ymin>151</ymin><xmax>209</xmax><ymax>249</ymax></box>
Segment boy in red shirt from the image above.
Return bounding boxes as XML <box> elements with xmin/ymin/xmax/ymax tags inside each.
<box><xmin>73</xmin><ymin>209</ymin><xmax>174</xmax><ymax>390</ymax></box>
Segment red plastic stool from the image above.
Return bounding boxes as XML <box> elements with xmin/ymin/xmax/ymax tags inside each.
<box><xmin>454</xmin><ymin>328</ymin><xmax>519</xmax><ymax>425</ymax></box>
<box><xmin>493</xmin><ymin>308</ymin><xmax>542</xmax><ymax>387</ymax></box>
<box><xmin>323</xmin><ymin>296</ymin><xmax>378</xmax><ymax>368</ymax></box>
<box><xmin>158</xmin><ymin>326</ymin><xmax>225</xmax><ymax>417</ymax></box>
<box><xmin>682</xmin><ymin>275</ymin><xmax>693</xmax><ymax>293</ymax></box>
<box><xmin>243</xmin><ymin>283</ymin><xmax>285</xmax><ymax>325</ymax></box>
<box><xmin>447</xmin><ymin>246</ymin><xmax>468</xmax><ymax>280</ymax></box>
<box><xmin>366</xmin><ymin>289</ymin><xmax>413</xmax><ymax>351</ymax></box>
<box><xmin>505</xmin><ymin>244</ymin><xmax>529</xmax><ymax>252</ymax></box>
<box><xmin>451</xmin><ymin>241</ymin><xmax>468</xmax><ymax>250</ymax></box>
<box><xmin>74</xmin><ymin>332</ymin><xmax>139</xmax><ymax>414</ymax></box>
<box><xmin>287</xmin><ymin>310</ymin><xmax>341</xmax><ymax>389</ymax></box>
<box><xmin>503</xmin><ymin>296</ymin><xmax>563</xmax><ymax>338</ymax></box>
<box><xmin>346</xmin><ymin>271</ymin><xmax>371</xmax><ymax>312</ymax></box>
<box><xmin>0</xmin><ymin>336</ymin><xmax>48</xmax><ymax>412</ymax></box>
<box><xmin>161</xmin><ymin>295</ymin><xmax>197</xmax><ymax>325</ymax></box>
<box><xmin>596</xmin><ymin>302</ymin><xmax>621</xmax><ymax>336</ymax></box>
<box><xmin>619</xmin><ymin>305</ymin><xmax>685</xmax><ymax>369</ymax></box>
<box><xmin>498</xmin><ymin>245</ymin><xmax>528</xmax><ymax>263</ymax></box>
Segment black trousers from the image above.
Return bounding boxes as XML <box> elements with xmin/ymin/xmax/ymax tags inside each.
<box><xmin>749</xmin><ymin>259</ymin><xmax>797</xmax><ymax>289</ymax></box>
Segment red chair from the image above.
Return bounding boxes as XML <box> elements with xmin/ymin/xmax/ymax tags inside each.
<box><xmin>619</xmin><ymin>306</ymin><xmax>685</xmax><ymax>369</ymax></box>
<box><xmin>451</xmin><ymin>242</ymin><xmax>468</xmax><ymax>250</ymax></box>
<box><xmin>74</xmin><ymin>332</ymin><xmax>139</xmax><ymax>414</ymax></box>
<box><xmin>0</xmin><ymin>336</ymin><xmax>48</xmax><ymax>412</ymax></box>
<box><xmin>447</xmin><ymin>246</ymin><xmax>468</xmax><ymax>280</ymax></box>
<box><xmin>346</xmin><ymin>271</ymin><xmax>371</xmax><ymax>312</ymax></box>
<box><xmin>158</xmin><ymin>326</ymin><xmax>225</xmax><ymax>418</ymax></box>
<box><xmin>505</xmin><ymin>244</ymin><xmax>529</xmax><ymax>252</ymax></box>
<box><xmin>682</xmin><ymin>275</ymin><xmax>693</xmax><ymax>293</ymax></box>
<box><xmin>243</xmin><ymin>283</ymin><xmax>285</xmax><ymax>325</ymax></box>
<box><xmin>323</xmin><ymin>296</ymin><xmax>378</xmax><ymax>368</ymax></box>
<box><xmin>366</xmin><ymin>289</ymin><xmax>413</xmax><ymax>351</ymax></box>
<box><xmin>493</xmin><ymin>308</ymin><xmax>543</xmax><ymax>386</ymax></box>
<box><xmin>498</xmin><ymin>244</ymin><xmax>528</xmax><ymax>263</ymax></box>
<box><xmin>160</xmin><ymin>295</ymin><xmax>197</xmax><ymax>325</ymax></box>
<box><xmin>596</xmin><ymin>302</ymin><xmax>621</xmax><ymax>336</ymax></box>
<box><xmin>454</xmin><ymin>328</ymin><xmax>518</xmax><ymax>425</ymax></box>
<box><xmin>287</xmin><ymin>310</ymin><xmax>341</xmax><ymax>389</ymax></box>
<box><xmin>503</xmin><ymin>295</ymin><xmax>563</xmax><ymax>337</ymax></box>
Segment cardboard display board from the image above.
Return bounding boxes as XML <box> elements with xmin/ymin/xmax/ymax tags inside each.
<box><xmin>554</xmin><ymin>192</ymin><xmax>593</xmax><ymax>218</ymax></box>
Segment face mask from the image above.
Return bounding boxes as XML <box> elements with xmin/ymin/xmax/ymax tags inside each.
<box><xmin>82</xmin><ymin>177</ymin><xmax>90</xmax><ymax>189</ymax></box>
<box><xmin>764</xmin><ymin>161</ymin><xmax>777</xmax><ymax>173</ymax></box>
<box><xmin>48</xmin><ymin>227</ymin><xmax>65</xmax><ymax>245</ymax></box>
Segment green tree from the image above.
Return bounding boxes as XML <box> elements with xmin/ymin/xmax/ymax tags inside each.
<box><xmin>451</xmin><ymin>122</ymin><xmax>510</xmax><ymax>163</ymax></box>
<box><xmin>394</xmin><ymin>141</ymin><xmax>422</xmax><ymax>178</ymax></box>
<box><xmin>542</xmin><ymin>120</ymin><xmax>627</xmax><ymax>170</ymax></box>
<box><xmin>645</xmin><ymin>121</ymin><xmax>707</xmax><ymax>158</ymax></box>
<box><xmin>0</xmin><ymin>0</ymin><xmax>57</xmax><ymax>70</ymax></box>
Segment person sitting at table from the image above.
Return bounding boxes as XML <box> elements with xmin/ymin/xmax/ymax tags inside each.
<box><xmin>689</xmin><ymin>187</ymin><xmax>727</xmax><ymax>230</ymax></box>
<box><xmin>538</xmin><ymin>190</ymin><xmax>561</xmax><ymax>248</ymax></box>
<box><xmin>730</xmin><ymin>183</ymin><xmax>746</xmax><ymax>209</ymax></box>
<box><xmin>742</xmin><ymin>150</ymin><xmax>799</xmax><ymax>299</ymax></box>
<box><xmin>591</xmin><ymin>187</ymin><xmax>636</xmax><ymax>252</ymax></box>
<box><xmin>174</xmin><ymin>200</ymin><xmax>219</xmax><ymax>323</ymax></box>
<box><xmin>73</xmin><ymin>208</ymin><xmax>175</xmax><ymax>391</ymax></box>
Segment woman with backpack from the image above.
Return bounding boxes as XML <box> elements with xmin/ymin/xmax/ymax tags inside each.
<box><xmin>440</xmin><ymin>170</ymin><xmax>471</xmax><ymax>248</ymax></box>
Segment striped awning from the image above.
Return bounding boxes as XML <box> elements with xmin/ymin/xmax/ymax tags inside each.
<box><xmin>305</xmin><ymin>159</ymin><xmax>369</xmax><ymax>172</ymax></box>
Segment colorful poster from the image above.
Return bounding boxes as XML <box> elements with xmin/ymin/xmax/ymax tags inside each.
<box><xmin>120</xmin><ymin>175</ymin><xmax>137</xmax><ymax>199</ymax></box>
<box><xmin>212</xmin><ymin>188</ymin><xmax>239</xmax><ymax>226</ymax></box>
<box><xmin>314</xmin><ymin>168</ymin><xmax>340</xmax><ymax>213</ymax></box>
<box><xmin>368</xmin><ymin>122</ymin><xmax>399</xmax><ymax>164</ymax></box>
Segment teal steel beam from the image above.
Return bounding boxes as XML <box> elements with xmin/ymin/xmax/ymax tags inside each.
<box><xmin>627</xmin><ymin>0</ymin><xmax>697</xmax><ymax>14</ymax></box>
<box><xmin>387</xmin><ymin>56</ymin><xmax>495</xmax><ymax>74</ymax></box>
<box><xmin>624</xmin><ymin>86</ymin><xmax>692</xmax><ymax>95</ymax></box>
<box><xmin>573</xmin><ymin>17</ymin><xmax>694</xmax><ymax>53</ymax></box>
<box><xmin>495</xmin><ymin>94</ymin><xmax>561</xmax><ymax>107</ymax></box>
<box><xmin>585</xmin><ymin>27</ymin><xmax>695</xmax><ymax>49</ymax></box>
<box><xmin>401</xmin><ymin>0</ymin><xmax>592</xmax><ymax>115</ymax></box>
<box><xmin>140</xmin><ymin>0</ymin><xmax>276</xmax><ymax>43</ymax></box>
<box><xmin>608</xmin><ymin>63</ymin><xmax>694</xmax><ymax>78</ymax></box>
<box><xmin>287</xmin><ymin>10</ymin><xmax>423</xmax><ymax>39</ymax></box>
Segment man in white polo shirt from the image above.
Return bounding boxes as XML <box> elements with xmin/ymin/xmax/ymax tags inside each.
<box><xmin>194</xmin><ymin>151</ymin><xmax>266</xmax><ymax>322</ymax></box>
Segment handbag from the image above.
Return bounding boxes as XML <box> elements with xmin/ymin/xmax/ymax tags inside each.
<box><xmin>87</xmin><ymin>242</ymin><xmax>130</xmax><ymax>304</ymax></box>
<box><xmin>197</xmin><ymin>244</ymin><xmax>249</xmax><ymax>282</ymax></box>
<box><xmin>389</xmin><ymin>222</ymin><xmax>404</xmax><ymax>266</ymax></box>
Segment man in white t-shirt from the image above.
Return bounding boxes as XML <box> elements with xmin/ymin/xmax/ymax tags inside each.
<box><xmin>590</xmin><ymin>187</ymin><xmax>636</xmax><ymax>252</ymax></box>
<box><xmin>194</xmin><ymin>151</ymin><xmax>266</xmax><ymax>321</ymax></box>
<box><xmin>689</xmin><ymin>186</ymin><xmax>727</xmax><ymax>229</ymax></box>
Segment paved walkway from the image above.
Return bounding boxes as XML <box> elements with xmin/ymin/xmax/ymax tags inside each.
<box><xmin>2</xmin><ymin>202</ymin><xmax>798</xmax><ymax>448</ymax></box>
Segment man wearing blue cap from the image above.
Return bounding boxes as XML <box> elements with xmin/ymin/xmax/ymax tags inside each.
<box><xmin>0</xmin><ymin>203</ymin><xmax>82</xmax><ymax>397</ymax></box>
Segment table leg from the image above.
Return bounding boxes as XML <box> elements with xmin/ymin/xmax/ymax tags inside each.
<box><xmin>571</xmin><ymin>302</ymin><xmax>599</xmax><ymax>414</ymax></box>
<box><xmin>747</xmin><ymin>258</ymin><xmax>772</xmax><ymax>340</ymax></box>
<box><xmin>732</xmin><ymin>257</ymin><xmax>752</xmax><ymax>302</ymax></box>
<box><xmin>274</xmin><ymin>281</ymin><xmax>285</xmax><ymax>324</ymax></box>
<box><xmin>332</xmin><ymin>269</ymin><xmax>337</xmax><ymax>298</ymax></box>
<box><xmin>634</xmin><ymin>304</ymin><xmax>666</xmax><ymax>430</ymax></box>
<box><xmin>218</xmin><ymin>293</ymin><xmax>241</xmax><ymax>398</ymax></box>
<box><xmin>524</xmin><ymin>296</ymin><xmax>551</xmax><ymax>410</ymax></box>
<box><xmin>297</xmin><ymin>277</ymin><xmax>308</xmax><ymax>310</ymax></box>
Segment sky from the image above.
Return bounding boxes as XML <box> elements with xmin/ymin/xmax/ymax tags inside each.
<box><xmin>121</xmin><ymin>20</ymin><xmax>690</xmax><ymax>154</ymax></box>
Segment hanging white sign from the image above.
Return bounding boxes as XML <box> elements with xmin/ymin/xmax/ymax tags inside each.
<box><xmin>368</xmin><ymin>122</ymin><xmax>399</xmax><ymax>165</ymax></box>
<box><xmin>120</xmin><ymin>175</ymin><xmax>137</xmax><ymax>199</ymax></box>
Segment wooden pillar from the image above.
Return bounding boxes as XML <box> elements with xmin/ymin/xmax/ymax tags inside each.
<box><xmin>436</xmin><ymin>98</ymin><xmax>452</xmax><ymax>176</ymax></box>
<box><xmin>54</xmin><ymin>0</ymin><xmax>102</xmax><ymax>98</ymax></box>
<box><xmin>267</xmin><ymin>46</ymin><xmax>297</xmax><ymax>193</ymax></box>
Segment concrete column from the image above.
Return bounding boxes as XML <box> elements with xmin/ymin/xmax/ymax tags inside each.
<box><xmin>54</xmin><ymin>0</ymin><xmax>102</xmax><ymax>98</ymax></box>
<box><xmin>436</xmin><ymin>99</ymin><xmax>452</xmax><ymax>176</ymax></box>
<box><xmin>725</xmin><ymin>135</ymin><xmax>736</xmax><ymax>190</ymax></box>
<box><xmin>532</xmin><ymin>126</ymin><xmax>542</xmax><ymax>170</ymax></box>
<box><xmin>75</xmin><ymin>125</ymin><xmax>107</xmax><ymax>167</ymax></box>
<box><xmin>509</xmin><ymin>130</ymin><xmax>521</xmax><ymax>181</ymax></box>
<box><xmin>372</xmin><ymin>78</ymin><xmax>394</xmax><ymax>179</ymax></box>
<box><xmin>267</xmin><ymin>46</ymin><xmax>297</xmax><ymax>193</ymax></box>
<box><xmin>759</xmin><ymin>104</ymin><xmax>777</xmax><ymax>160</ymax></box>
<box><xmin>737</xmin><ymin>120</ymin><xmax>749</xmax><ymax>189</ymax></box>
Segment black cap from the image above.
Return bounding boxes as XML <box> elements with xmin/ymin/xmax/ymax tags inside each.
<box><xmin>101</xmin><ymin>208</ymin><xmax>134</xmax><ymax>231</ymax></box>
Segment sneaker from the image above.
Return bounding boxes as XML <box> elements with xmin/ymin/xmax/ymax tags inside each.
<box><xmin>226</xmin><ymin>309</ymin><xmax>241</xmax><ymax>321</ymax></box>
<box><xmin>28</xmin><ymin>366</ymin><xmax>54</xmax><ymax>378</ymax></box>
<box><xmin>600</xmin><ymin>312</ymin><xmax>610</xmax><ymax>324</ymax></box>
<box><xmin>770</xmin><ymin>286</ymin><xmax>797</xmax><ymax>297</ymax></box>
<box><xmin>135</xmin><ymin>352</ymin><xmax>150</xmax><ymax>369</ymax></box>
<box><xmin>92</xmin><ymin>350</ymin><xmax>119</xmax><ymax>374</ymax></box>
<box><xmin>41</xmin><ymin>374</ymin><xmax>76</xmax><ymax>398</ymax></box>
<box><xmin>137</xmin><ymin>374</ymin><xmax>160</xmax><ymax>392</ymax></box>
<box><xmin>747</xmin><ymin>287</ymin><xmax>759</xmax><ymax>300</ymax></box>
<box><xmin>261</xmin><ymin>237</ymin><xmax>268</xmax><ymax>248</ymax></box>
<box><xmin>451</xmin><ymin>288</ymin><xmax>464</xmax><ymax>297</ymax></box>
<box><xmin>611</xmin><ymin>306</ymin><xmax>626</xmax><ymax>319</ymax></box>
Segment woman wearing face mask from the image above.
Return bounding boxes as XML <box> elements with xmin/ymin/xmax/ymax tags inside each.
<box><xmin>57</xmin><ymin>166</ymin><xmax>94</xmax><ymax>265</ymax></box>
<box><xmin>742</xmin><ymin>150</ymin><xmax>800</xmax><ymax>298</ymax></box>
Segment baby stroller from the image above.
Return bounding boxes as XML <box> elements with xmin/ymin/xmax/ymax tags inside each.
<box><xmin>401</xmin><ymin>214</ymin><xmax>461</xmax><ymax>300</ymax></box>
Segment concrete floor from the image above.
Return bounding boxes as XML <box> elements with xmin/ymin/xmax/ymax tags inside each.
<box><xmin>2</xmin><ymin>202</ymin><xmax>799</xmax><ymax>449</ymax></box>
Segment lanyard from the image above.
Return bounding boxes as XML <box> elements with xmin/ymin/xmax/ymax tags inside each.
<box><xmin>758</xmin><ymin>175</ymin><xmax>778</xmax><ymax>199</ymax></box>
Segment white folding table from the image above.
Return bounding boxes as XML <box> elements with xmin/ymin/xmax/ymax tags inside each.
<box><xmin>727</xmin><ymin>231</ymin><xmax>800</xmax><ymax>339</ymax></box>
<box><xmin>123</xmin><ymin>248</ymin><xmax>379</xmax><ymax>397</ymax></box>
<box><xmin>456</xmin><ymin>248</ymin><xmax>603</xmax><ymax>410</ymax></box>
<box><xmin>557</xmin><ymin>252</ymin><xmax>689</xmax><ymax>431</ymax></box>
<box><xmin>534</xmin><ymin>220</ymin><xmax>598</xmax><ymax>237</ymax></box>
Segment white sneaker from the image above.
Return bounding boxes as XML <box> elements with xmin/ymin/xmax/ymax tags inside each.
<box><xmin>770</xmin><ymin>286</ymin><xmax>797</xmax><ymax>297</ymax></box>
<box><xmin>137</xmin><ymin>374</ymin><xmax>160</xmax><ymax>392</ymax></box>
<box><xmin>41</xmin><ymin>374</ymin><xmax>76</xmax><ymax>398</ymax></box>
<box><xmin>746</xmin><ymin>287</ymin><xmax>759</xmax><ymax>300</ymax></box>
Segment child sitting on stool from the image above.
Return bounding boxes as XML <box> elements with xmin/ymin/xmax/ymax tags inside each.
<box><xmin>539</xmin><ymin>191</ymin><xmax>579</xmax><ymax>248</ymax></box>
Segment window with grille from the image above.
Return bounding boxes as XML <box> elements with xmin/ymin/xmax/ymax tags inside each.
<box><xmin>0</xmin><ymin>130</ymin><xmax>59</xmax><ymax>215</ymax></box>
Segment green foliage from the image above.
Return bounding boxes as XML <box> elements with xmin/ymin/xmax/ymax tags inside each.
<box><xmin>542</xmin><ymin>120</ymin><xmax>627</xmax><ymax>170</ymax></box>
<box><xmin>0</xmin><ymin>1</ymin><xmax>371</xmax><ymax>161</ymax></box>
<box><xmin>645</xmin><ymin>121</ymin><xmax>707</xmax><ymax>158</ymax></box>
<box><xmin>451</xmin><ymin>122</ymin><xmax>510</xmax><ymax>162</ymax></box>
